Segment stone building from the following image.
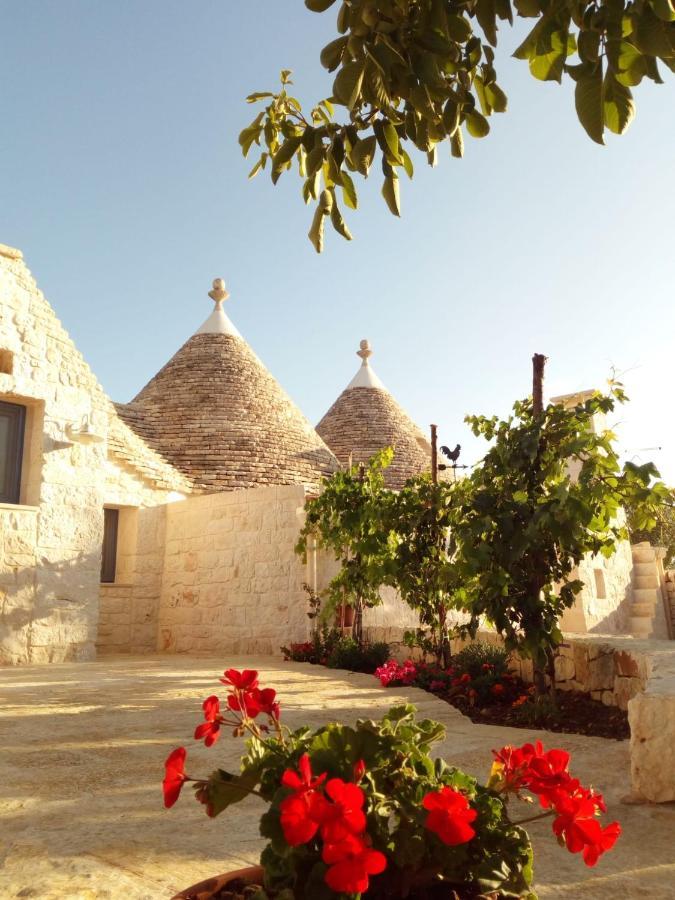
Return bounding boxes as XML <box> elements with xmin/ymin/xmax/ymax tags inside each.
<box><xmin>0</xmin><ymin>243</ymin><xmax>670</xmax><ymax>667</ymax></box>
<box><xmin>317</xmin><ymin>339</ymin><xmax>432</xmax><ymax>489</ymax></box>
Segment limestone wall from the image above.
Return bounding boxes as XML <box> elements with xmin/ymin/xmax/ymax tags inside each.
<box><xmin>157</xmin><ymin>484</ymin><xmax>311</xmax><ymax>655</ymax></box>
<box><xmin>0</xmin><ymin>244</ymin><xmax>187</xmax><ymax>664</ymax></box>
<box><xmin>663</xmin><ymin>572</ymin><xmax>675</xmax><ymax>636</ymax></box>
<box><xmin>559</xmin><ymin>541</ymin><xmax>633</xmax><ymax>634</ymax></box>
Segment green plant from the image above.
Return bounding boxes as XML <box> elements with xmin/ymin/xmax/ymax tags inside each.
<box><xmin>296</xmin><ymin>450</ymin><xmax>394</xmax><ymax>645</ymax></box>
<box><xmin>383</xmin><ymin>476</ymin><xmax>465</xmax><ymax>667</ymax></box>
<box><xmin>626</xmin><ymin>490</ymin><xmax>675</xmax><ymax>567</ymax></box>
<box><xmin>326</xmin><ymin>637</ymin><xmax>391</xmax><ymax>673</ymax></box>
<box><xmin>452</xmin><ymin>382</ymin><xmax>668</xmax><ymax>682</ymax></box>
<box><xmin>452</xmin><ymin>642</ymin><xmax>511</xmax><ymax>680</ymax></box>
<box><xmin>164</xmin><ymin>668</ymin><xmax>621</xmax><ymax>899</ymax></box>
<box><xmin>241</xmin><ymin>2</ymin><xmax>675</xmax><ymax>251</ymax></box>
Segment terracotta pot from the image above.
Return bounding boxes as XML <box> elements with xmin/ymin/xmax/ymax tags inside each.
<box><xmin>172</xmin><ymin>865</ymin><xmax>263</xmax><ymax>900</ymax></box>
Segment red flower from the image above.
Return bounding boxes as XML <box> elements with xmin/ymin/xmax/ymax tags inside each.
<box><xmin>219</xmin><ymin>668</ymin><xmax>259</xmax><ymax>691</ymax></box>
<box><xmin>422</xmin><ymin>787</ymin><xmax>477</xmax><ymax>846</ymax></box>
<box><xmin>460</xmin><ymin>673</ymin><xmax>472</xmax><ymax>684</ymax></box>
<box><xmin>163</xmin><ymin>747</ymin><xmax>188</xmax><ymax>808</ymax></box>
<box><xmin>321</xmin><ymin>778</ymin><xmax>367</xmax><ymax>843</ymax></box>
<box><xmin>279</xmin><ymin>755</ymin><xmax>329</xmax><ymax>846</ymax></box>
<box><xmin>227</xmin><ymin>690</ymin><xmax>261</xmax><ymax>719</ymax></box>
<box><xmin>491</xmin><ymin>683</ymin><xmax>505</xmax><ymax>696</ymax></box>
<box><xmin>253</xmin><ymin>687</ymin><xmax>280</xmax><ymax>719</ymax></box>
<box><xmin>552</xmin><ymin>791</ymin><xmax>621</xmax><ymax>866</ymax></box>
<box><xmin>353</xmin><ymin>759</ymin><xmax>366</xmax><ymax>782</ymax></box>
<box><xmin>280</xmin><ymin>791</ymin><xmax>328</xmax><ymax>845</ymax></box>
<box><xmin>281</xmin><ymin>753</ymin><xmax>327</xmax><ymax>794</ymax></box>
<box><xmin>322</xmin><ymin>832</ymin><xmax>387</xmax><ymax>894</ymax></box>
<box><xmin>194</xmin><ymin>695</ymin><xmax>223</xmax><ymax>747</ymax></box>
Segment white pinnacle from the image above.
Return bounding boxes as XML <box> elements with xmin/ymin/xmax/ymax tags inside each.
<box><xmin>346</xmin><ymin>339</ymin><xmax>387</xmax><ymax>390</ymax></box>
<box><xmin>195</xmin><ymin>278</ymin><xmax>241</xmax><ymax>337</ymax></box>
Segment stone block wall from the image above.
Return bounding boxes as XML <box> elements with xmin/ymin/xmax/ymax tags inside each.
<box><xmin>157</xmin><ymin>484</ymin><xmax>311</xmax><ymax>655</ymax></box>
<box><xmin>0</xmin><ymin>244</ymin><xmax>187</xmax><ymax>664</ymax></box>
<box><xmin>663</xmin><ymin>572</ymin><xmax>675</xmax><ymax>636</ymax></box>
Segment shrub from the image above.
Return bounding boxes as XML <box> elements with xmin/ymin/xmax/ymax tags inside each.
<box><xmin>452</xmin><ymin>642</ymin><xmax>511</xmax><ymax>679</ymax></box>
<box><xmin>326</xmin><ymin>637</ymin><xmax>390</xmax><ymax>674</ymax></box>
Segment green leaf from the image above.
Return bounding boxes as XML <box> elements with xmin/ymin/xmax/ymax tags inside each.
<box><xmin>333</xmin><ymin>60</ymin><xmax>366</xmax><ymax>109</ymax></box>
<box><xmin>382</xmin><ymin>121</ymin><xmax>403</xmax><ymax>164</ymax></box>
<box><xmin>271</xmin><ymin>136</ymin><xmax>303</xmax><ymax>183</ymax></box>
<box><xmin>575</xmin><ymin>66</ymin><xmax>605</xmax><ymax>144</ymax></box>
<box><xmin>615</xmin><ymin>41</ymin><xmax>648</xmax><ymax>86</ymax></box>
<box><xmin>248</xmin><ymin>155</ymin><xmax>266</xmax><ymax>179</ymax></box>
<box><xmin>446</xmin><ymin>14</ymin><xmax>473</xmax><ymax>42</ymax></box>
<box><xmin>465</xmin><ymin>111</ymin><xmax>490</xmax><ymax>137</ymax></box>
<box><xmin>340</xmin><ymin>170</ymin><xmax>358</xmax><ymax>209</ymax></box>
<box><xmin>443</xmin><ymin>97</ymin><xmax>461</xmax><ymax>135</ymax></box>
<box><xmin>320</xmin><ymin>36</ymin><xmax>348</xmax><ymax>71</ymax></box>
<box><xmin>308</xmin><ymin>206</ymin><xmax>325</xmax><ymax>253</ymax></box>
<box><xmin>381</xmin><ymin>174</ymin><xmax>401</xmax><ymax>216</ymax></box>
<box><xmin>651</xmin><ymin>0</ymin><xmax>675</xmax><ymax>22</ymax></box>
<box><xmin>476</xmin><ymin>0</ymin><xmax>498</xmax><ymax>46</ymax></box>
<box><xmin>246</xmin><ymin>92</ymin><xmax>274</xmax><ymax>103</ymax></box>
<box><xmin>603</xmin><ymin>74</ymin><xmax>635</xmax><ymax>134</ymax></box>
<box><xmin>305</xmin><ymin>0</ymin><xmax>338</xmax><ymax>11</ymax></box>
<box><xmin>485</xmin><ymin>83</ymin><xmax>508</xmax><ymax>112</ymax></box>
<box><xmin>451</xmin><ymin>127</ymin><xmax>464</xmax><ymax>157</ymax></box>
<box><xmin>329</xmin><ymin>195</ymin><xmax>353</xmax><ymax>240</ymax></box>
<box><xmin>400</xmin><ymin>147</ymin><xmax>414</xmax><ymax>179</ymax></box>
<box><xmin>351</xmin><ymin>135</ymin><xmax>377</xmax><ymax>175</ymax></box>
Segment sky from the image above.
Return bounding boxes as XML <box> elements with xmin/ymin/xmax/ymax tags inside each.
<box><xmin>2</xmin><ymin>2</ymin><xmax>674</xmax><ymax>480</ymax></box>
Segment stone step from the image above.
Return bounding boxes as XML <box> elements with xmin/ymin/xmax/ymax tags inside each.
<box><xmin>634</xmin><ymin>574</ymin><xmax>660</xmax><ymax>589</ymax></box>
<box><xmin>633</xmin><ymin>587</ymin><xmax>660</xmax><ymax>603</ymax></box>
<box><xmin>629</xmin><ymin>616</ymin><xmax>653</xmax><ymax>637</ymax></box>
<box><xmin>632</xmin><ymin>544</ymin><xmax>657</xmax><ymax>563</ymax></box>
<box><xmin>631</xmin><ymin>601</ymin><xmax>655</xmax><ymax>617</ymax></box>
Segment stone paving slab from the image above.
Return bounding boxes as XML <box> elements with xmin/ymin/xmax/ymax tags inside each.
<box><xmin>0</xmin><ymin>655</ymin><xmax>673</xmax><ymax>899</ymax></box>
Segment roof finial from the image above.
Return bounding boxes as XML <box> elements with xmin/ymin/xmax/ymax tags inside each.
<box><xmin>357</xmin><ymin>339</ymin><xmax>373</xmax><ymax>366</ymax></box>
<box><xmin>208</xmin><ymin>278</ymin><xmax>230</xmax><ymax>305</ymax></box>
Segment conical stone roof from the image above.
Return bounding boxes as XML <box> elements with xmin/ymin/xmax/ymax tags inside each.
<box><xmin>316</xmin><ymin>340</ymin><xmax>431</xmax><ymax>490</ymax></box>
<box><xmin>117</xmin><ymin>279</ymin><xmax>337</xmax><ymax>491</ymax></box>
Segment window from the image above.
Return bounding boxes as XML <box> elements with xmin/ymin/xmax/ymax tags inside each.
<box><xmin>100</xmin><ymin>508</ymin><xmax>119</xmax><ymax>583</ymax></box>
<box><xmin>0</xmin><ymin>401</ymin><xmax>26</xmax><ymax>504</ymax></box>
<box><xmin>594</xmin><ymin>568</ymin><xmax>607</xmax><ymax>600</ymax></box>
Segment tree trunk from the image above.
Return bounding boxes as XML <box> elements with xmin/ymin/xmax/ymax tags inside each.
<box><xmin>532</xmin><ymin>353</ymin><xmax>547</xmax><ymax>415</ymax></box>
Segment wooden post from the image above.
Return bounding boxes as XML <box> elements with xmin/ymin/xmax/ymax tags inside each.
<box><xmin>532</xmin><ymin>353</ymin><xmax>547</xmax><ymax>415</ymax></box>
<box><xmin>431</xmin><ymin>424</ymin><xmax>438</xmax><ymax>484</ymax></box>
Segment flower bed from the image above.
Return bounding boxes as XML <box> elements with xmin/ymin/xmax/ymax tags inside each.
<box><xmin>374</xmin><ymin>647</ymin><xmax>629</xmax><ymax>741</ymax></box>
<box><xmin>163</xmin><ymin>668</ymin><xmax>620</xmax><ymax>899</ymax></box>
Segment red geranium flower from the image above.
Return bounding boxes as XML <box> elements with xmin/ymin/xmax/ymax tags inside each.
<box><xmin>491</xmin><ymin>683</ymin><xmax>505</xmax><ymax>696</ymax></box>
<box><xmin>321</xmin><ymin>778</ymin><xmax>367</xmax><ymax>843</ymax></box>
<box><xmin>279</xmin><ymin>754</ymin><xmax>329</xmax><ymax>846</ymax></box>
<box><xmin>281</xmin><ymin>753</ymin><xmax>327</xmax><ymax>794</ymax></box>
<box><xmin>219</xmin><ymin>668</ymin><xmax>259</xmax><ymax>691</ymax></box>
<box><xmin>323</xmin><ymin>832</ymin><xmax>387</xmax><ymax>894</ymax></box>
<box><xmin>280</xmin><ymin>791</ymin><xmax>328</xmax><ymax>845</ymax></box>
<box><xmin>253</xmin><ymin>687</ymin><xmax>280</xmax><ymax>719</ymax></box>
<box><xmin>491</xmin><ymin>742</ymin><xmax>539</xmax><ymax>794</ymax></box>
<box><xmin>552</xmin><ymin>790</ymin><xmax>621</xmax><ymax>866</ymax></box>
<box><xmin>353</xmin><ymin>759</ymin><xmax>366</xmax><ymax>782</ymax></box>
<box><xmin>423</xmin><ymin>787</ymin><xmax>477</xmax><ymax>846</ymax></box>
<box><xmin>227</xmin><ymin>690</ymin><xmax>261</xmax><ymax>719</ymax></box>
<box><xmin>163</xmin><ymin>747</ymin><xmax>188</xmax><ymax>808</ymax></box>
<box><xmin>194</xmin><ymin>695</ymin><xmax>223</xmax><ymax>747</ymax></box>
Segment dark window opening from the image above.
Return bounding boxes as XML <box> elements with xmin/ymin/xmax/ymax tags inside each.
<box><xmin>101</xmin><ymin>508</ymin><xmax>119</xmax><ymax>583</ymax></box>
<box><xmin>0</xmin><ymin>400</ymin><xmax>26</xmax><ymax>504</ymax></box>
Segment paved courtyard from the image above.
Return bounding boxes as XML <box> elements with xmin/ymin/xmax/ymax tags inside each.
<box><xmin>0</xmin><ymin>655</ymin><xmax>674</xmax><ymax>899</ymax></box>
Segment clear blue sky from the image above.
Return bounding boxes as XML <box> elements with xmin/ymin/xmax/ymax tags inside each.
<box><xmin>2</xmin><ymin>3</ymin><xmax>674</xmax><ymax>478</ymax></box>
